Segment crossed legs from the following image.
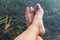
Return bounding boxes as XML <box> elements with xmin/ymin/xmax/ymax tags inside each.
<box><xmin>14</xmin><ymin>3</ymin><xmax>45</xmax><ymax>40</ymax></box>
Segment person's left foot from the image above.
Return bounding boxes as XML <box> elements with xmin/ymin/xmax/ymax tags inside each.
<box><xmin>25</xmin><ymin>7</ymin><xmax>35</xmax><ymax>26</ymax></box>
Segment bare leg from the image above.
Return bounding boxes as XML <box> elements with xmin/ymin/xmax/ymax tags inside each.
<box><xmin>14</xmin><ymin>3</ymin><xmax>45</xmax><ymax>40</ymax></box>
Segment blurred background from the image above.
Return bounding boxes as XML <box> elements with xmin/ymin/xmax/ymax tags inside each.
<box><xmin>0</xmin><ymin>0</ymin><xmax>60</xmax><ymax>40</ymax></box>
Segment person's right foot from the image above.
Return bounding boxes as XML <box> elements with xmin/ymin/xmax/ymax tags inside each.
<box><xmin>32</xmin><ymin>3</ymin><xmax>45</xmax><ymax>35</ymax></box>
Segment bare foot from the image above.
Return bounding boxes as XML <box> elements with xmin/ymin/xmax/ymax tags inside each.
<box><xmin>25</xmin><ymin>7</ymin><xmax>44</xmax><ymax>40</ymax></box>
<box><xmin>25</xmin><ymin>3</ymin><xmax>45</xmax><ymax>36</ymax></box>
<box><xmin>32</xmin><ymin>3</ymin><xmax>45</xmax><ymax>36</ymax></box>
<box><xmin>25</xmin><ymin>7</ymin><xmax>34</xmax><ymax>26</ymax></box>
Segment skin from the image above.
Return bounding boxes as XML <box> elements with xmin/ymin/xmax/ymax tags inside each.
<box><xmin>14</xmin><ymin>3</ymin><xmax>45</xmax><ymax>40</ymax></box>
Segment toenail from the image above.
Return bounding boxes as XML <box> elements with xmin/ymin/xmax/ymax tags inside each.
<box><xmin>30</xmin><ymin>7</ymin><xmax>33</xmax><ymax>9</ymax></box>
<box><xmin>26</xmin><ymin>7</ymin><xmax>29</xmax><ymax>10</ymax></box>
<box><xmin>27</xmin><ymin>7</ymin><xmax>29</xmax><ymax>8</ymax></box>
<box><xmin>36</xmin><ymin>3</ymin><xmax>40</xmax><ymax>6</ymax></box>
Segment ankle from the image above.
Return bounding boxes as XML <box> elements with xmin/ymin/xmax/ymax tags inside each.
<box><xmin>26</xmin><ymin>24</ymin><xmax>40</xmax><ymax>35</ymax></box>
